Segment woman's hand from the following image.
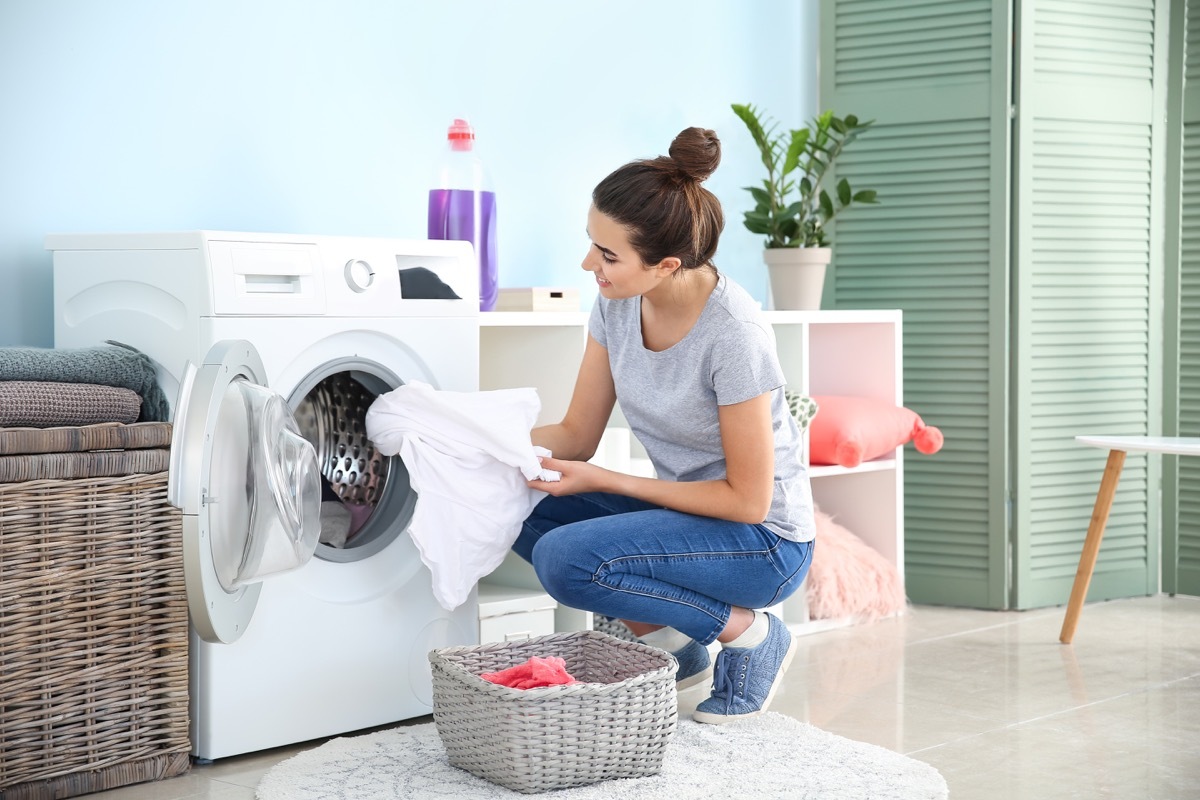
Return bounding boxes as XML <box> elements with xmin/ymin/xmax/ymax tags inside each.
<box><xmin>529</xmin><ymin>393</ymin><xmax>773</xmax><ymax>524</ymax></box>
<box><xmin>528</xmin><ymin>456</ymin><xmax>612</xmax><ymax>496</ymax></box>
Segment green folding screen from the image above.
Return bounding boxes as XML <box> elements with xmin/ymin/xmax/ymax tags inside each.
<box><xmin>1011</xmin><ymin>0</ymin><xmax>1164</xmax><ymax>608</ymax></box>
<box><xmin>1172</xmin><ymin>0</ymin><xmax>1200</xmax><ymax>595</ymax></box>
<box><xmin>821</xmin><ymin>0</ymin><xmax>1166</xmax><ymax>608</ymax></box>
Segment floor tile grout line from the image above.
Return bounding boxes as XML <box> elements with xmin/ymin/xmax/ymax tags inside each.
<box><xmin>896</xmin><ymin>598</ymin><xmax>1197</xmax><ymax>648</ymax></box>
<box><xmin>902</xmin><ymin>710</ymin><xmax>1076</xmax><ymax>758</ymax></box>
<box><xmin>904</xmin><ymin>675</ymin><xmax>1193</xmax><ymax>758</ymax></box>
<box><xmin>904</xmin><ymin>618</ymin><xmax>1054</xmax><ymax>646</ymax></box>
<box><xmin>209</xmin><ymin>775</ymin><xmax>264</xmax><ymax>790</ymax></box>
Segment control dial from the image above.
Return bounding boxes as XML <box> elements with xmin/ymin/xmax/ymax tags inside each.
<box><xmin>344</xmin><ymin>259</ymin><xmax>375</xmax><ymax>293</ymax></box>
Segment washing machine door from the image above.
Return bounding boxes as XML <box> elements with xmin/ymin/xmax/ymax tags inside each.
<box><xmin>168</xmin><ymin>340</ymin><xmax>322</xmax><ymax>644</ymax></box>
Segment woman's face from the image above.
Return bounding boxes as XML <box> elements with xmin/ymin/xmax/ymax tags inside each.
<box><xmin>582</xmin><ymin>206</ymin><xmax>671</xmax><ymax>299</ymax></box>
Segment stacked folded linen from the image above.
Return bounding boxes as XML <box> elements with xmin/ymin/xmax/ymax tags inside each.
<box><xmin>0</xmin><ymin>341</ymin><xmax>168</xmax><ymax>425</ymax></box>
<box><xmin>0</xmin><ymin>381</ymin><xmax>141</xmax><ymax>427</ymax></box>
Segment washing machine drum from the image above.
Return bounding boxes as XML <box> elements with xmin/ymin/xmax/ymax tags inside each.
<box><xmin>296</xmin><ymin>373</ymin><xmax>387</xmax><ymax>505</ymax></box>
<box><xmin>294</xmin><ymin>372</ymin><xmax>415</xmax><ymax>554</ymax></box>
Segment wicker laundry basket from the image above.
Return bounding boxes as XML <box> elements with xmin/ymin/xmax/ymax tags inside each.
<box><xmin>0</xmin><ymin>422</ymin><xmax>190</xmax><ymax>800</ymax></box>
<box><xmin>429</xmin><ymin>630</ymin><xmax>678</xmax><ymax>794</ymax></box>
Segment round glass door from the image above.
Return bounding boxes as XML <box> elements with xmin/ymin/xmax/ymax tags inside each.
<box><xmin>168</xmin><ymin>340</ymin><xmax>322</xmax><ymax>643</ymax></box>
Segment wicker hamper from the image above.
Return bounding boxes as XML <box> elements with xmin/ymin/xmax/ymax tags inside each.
<box><xmin>429</xmin><ymin>630</ymin><xmax>678</xmax><ymax>794</ymax></box>
<box><xmin>0</xmin><ymin>422</ymin><xmax>190</xmax><ymax>799</ymax></box>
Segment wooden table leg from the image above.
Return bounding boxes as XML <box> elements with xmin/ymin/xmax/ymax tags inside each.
<box><xmin>1060</xmin><ymin>448</ymin><xmax>1127</xmax><ymax>644</ymax></box>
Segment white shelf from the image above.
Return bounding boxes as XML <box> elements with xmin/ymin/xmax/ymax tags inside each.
<box><xmin>480</xmin><ymin>311</ymin><xmax>589</xmax><ymax>327</ymax></box>
<box><xmin>762</xmin><ymin>308</ymin><xmax>901</xmax><ymax>325</ymax></box>
<box><xmin>809</xmin><ymin>458</ymin><xmax>897</xmax><ymax>479</ymax></box>
<box><xmin>476</xmin><ymin>309</ymin><xmax>904</xmax><ymax>639</ymax></box>
<box><xmin>770</xmin><ymin>312</ymin><xmax>904</xmax><ymax>629</ymax></box>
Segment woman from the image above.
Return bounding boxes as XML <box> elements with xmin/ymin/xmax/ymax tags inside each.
<box><xmin>513</xmin><ymin>126</ymin><xmax>815</xmax><ymax>724</ymax></box>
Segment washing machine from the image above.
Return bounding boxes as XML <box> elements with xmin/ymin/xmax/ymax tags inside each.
<box><xmin>48</xmin><ymin>230</ymin><xmax>481</xmax><ymax>760</ymax></box>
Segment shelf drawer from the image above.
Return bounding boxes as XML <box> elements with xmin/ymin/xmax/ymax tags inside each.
<box><xmin>477</xmin><ymin>583</ymin><xmax>559</xmax><ymax>644</ymax></box>
<box><xmin>480</xmin><ymin>607</ymin><xmax>558</xmax><ymax>644</ymax></box>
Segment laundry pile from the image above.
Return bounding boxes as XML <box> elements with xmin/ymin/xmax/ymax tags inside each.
<box><xmin>480</xmin><ymin>656</ymin><xmax>577</xmax><ymax>689</ymax></box>
<box><xmin>365</xmin><ymin>380</ymin><xmax>560</xmax><ymax>612</ymax></box>
<box><xmin>0</xmin><ymin>341</ymin><xmax>169</xmax><ymax>427</ymax></box>
<box><xmin>318</xmin><ymin>477</ymin><xmax>374</xmax><ymax>548</ymax></box>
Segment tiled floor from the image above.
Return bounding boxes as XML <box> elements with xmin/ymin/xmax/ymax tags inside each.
<box><xmin>83</xmin><ymin>594</ymin><xmax>1199</xmax><ymax>799</ymax></box>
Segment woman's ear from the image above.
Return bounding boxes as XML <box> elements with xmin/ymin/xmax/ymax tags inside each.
<box><xmin>654</xmin><ymin>256</ymin><xmax>683</xmax><ymax>276</ymax></box>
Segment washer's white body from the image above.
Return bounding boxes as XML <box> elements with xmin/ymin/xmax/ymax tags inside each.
<box><xmin>49</xmin><ymin>231</ymin><xmax>481</xmax><ymax>760</ymax></box>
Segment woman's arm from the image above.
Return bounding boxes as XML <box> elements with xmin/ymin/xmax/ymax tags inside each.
<box><xmin>531</xmin><ymin>391</ymin><xmax>776</xmax><ymax>524</ymax></box>
<box><xmin>530</xmin><ymin>334</ymin><xmax>617</xmax><ymax>462</ymax></box>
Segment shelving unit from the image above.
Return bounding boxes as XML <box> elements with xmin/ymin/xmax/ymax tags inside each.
<box><xmin>478</xmin><ymin>311</ymin><xmax>589</xmax><ymax>428</ymax></box>
<box><xmin>477</xmin><ymin>308</ymin><xmax>903</xmax><ymax>638</ymax></box>
<box><xmin>476</xmin><ymin>312</ymin><xmax>594</xmax><ymax>636</ymax></box>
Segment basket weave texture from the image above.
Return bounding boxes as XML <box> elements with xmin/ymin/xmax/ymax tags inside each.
<box><xmin>429</xmin><ymin>630</ymin><xmax>678</xmax><ymax>794</ymax></box>
<box><xmin>0</xmin><ymin>422</ymin><xmax>189</xmax><ymax>799</ymax></box>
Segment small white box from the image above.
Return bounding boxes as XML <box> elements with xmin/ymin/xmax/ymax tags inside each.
<box><xmin>477</xmin><ymin>583</ymin><xmax>558</xmax><ymax>643</ymax></box>
<box><xmin>496</xmin><ymin>287</ymin><xmax>580</xmax><ymax>312</ymax></box>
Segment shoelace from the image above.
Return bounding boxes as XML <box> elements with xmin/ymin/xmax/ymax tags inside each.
<box><xmin>709</xmin><ymin>651</ymin><xmax>735</xmax><ymax>705</ymax></box>
<box><xmin>710</xmin><ymin>650</ymin><xmax>753</xmax><ymax>706</ymax></box>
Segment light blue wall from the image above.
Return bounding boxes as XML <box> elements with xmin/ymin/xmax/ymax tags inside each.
<box><xmin>0</xmin><ymin>0</ymin><xmax>816</xmax><ymax>346</ymax></box>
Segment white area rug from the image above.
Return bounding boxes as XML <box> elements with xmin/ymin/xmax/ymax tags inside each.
<box><xmin>257</xmin><ymin>712</ymin><xmax>947</xmax><ymax>799</ymax></box>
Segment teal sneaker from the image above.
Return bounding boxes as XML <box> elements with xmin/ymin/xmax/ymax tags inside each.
<box><xmin>692</xmin><ymin>614</ymin><xmax>796</xmax><ymax>725</ymax></box>
<box><xmin>671</xmin><ymin>639</ymin><xmax>713</xmax><ymax>691</ymax></box>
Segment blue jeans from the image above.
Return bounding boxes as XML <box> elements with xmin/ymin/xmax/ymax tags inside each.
<box><xmin>512</xmin><ymin>492</ymin><xmax>813</xmax><ymax>646</ymax></box>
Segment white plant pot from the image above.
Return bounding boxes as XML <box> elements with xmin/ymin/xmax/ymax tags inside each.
<box><xmin>764</xmin><ymin>247</ymin><xmax>832</xmax><ymax>311</ymax></box>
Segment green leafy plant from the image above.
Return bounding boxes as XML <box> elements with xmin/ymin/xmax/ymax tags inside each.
<box><xmin>731</xmin><ymin>103</ymin><xmax>879</xmax><ymax>248</ymax></box>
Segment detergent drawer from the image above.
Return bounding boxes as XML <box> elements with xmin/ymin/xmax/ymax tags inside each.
<box><xmin>207</xmin><ymin>239</ymin><xmax>326</xmax><ymax>316</ymax></box>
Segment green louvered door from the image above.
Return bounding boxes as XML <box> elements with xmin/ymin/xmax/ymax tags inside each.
<box><xmin>1011</xmin><ymin>0</ymin><xmax>1165</xmax><ymax>608</ymax></box>
<box><xmin>823</xmin><ymin>0</ymin><xmax>1168</xmax><ymax>608</ymax></box>
<box><xmin>821</xmin><ymin>0</ymin><xmax>1012</xmax><ymax>607</ymax></box>
<box><xmin>1172</xmin><ymin>0</ymin><xmax>1200</xmax><ymax>595</ymax></box>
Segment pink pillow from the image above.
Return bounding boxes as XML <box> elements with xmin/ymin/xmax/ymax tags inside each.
<box><xmin>807</xmin><ymin>508</ymin><xmax>907</xmax><ymax>620</ymax></box>
<box><xmin>809</xmin><ymin>395</ymin><xmax>943</xmax><ymax>468</ymax></box>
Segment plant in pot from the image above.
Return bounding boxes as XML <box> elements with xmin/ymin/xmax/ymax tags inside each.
<box><xmin>731</xmin><ymin>103</ymin><xmax>879</xmax><ymax>310</ymax></box>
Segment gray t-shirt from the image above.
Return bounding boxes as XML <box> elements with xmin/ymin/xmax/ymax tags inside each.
<box><xmin>588</xmin><ymin>273</ymin><xmax>815</xmax><ymax>542</ymax></box>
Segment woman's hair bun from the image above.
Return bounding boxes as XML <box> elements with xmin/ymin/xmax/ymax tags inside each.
<box><xmin>668</xmin><ymin>127</ymin><xmax>721</xmax><ymax>183</ymax></box>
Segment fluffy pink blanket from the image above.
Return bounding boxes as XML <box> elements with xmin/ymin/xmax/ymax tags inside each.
<box><xmin>807</xmin><ymin>508</ymin><xmax>907</xmax><ymax>621</ymax></box>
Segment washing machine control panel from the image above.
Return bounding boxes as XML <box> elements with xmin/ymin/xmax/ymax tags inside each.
<box><xmin>344</xmin><ymin>259</ymin><xmax>375</xmax><ymax>293</ymax></box>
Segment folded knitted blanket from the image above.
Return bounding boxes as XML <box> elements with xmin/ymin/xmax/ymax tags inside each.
<box><xmin>0</xmin><ymin>381</ymin><xmax>141</xmax><ymax>427</ymax></box>
<box><xmin>0</xmin><ymin>341</ymin><xmax>168</xmax><ymax>422</ymax></box>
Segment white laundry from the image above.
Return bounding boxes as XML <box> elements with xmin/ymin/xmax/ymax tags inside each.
<box><xmin>365</xmin><ymin>381</ymin><xmax>560</xmax><ymax>611</ymax></box>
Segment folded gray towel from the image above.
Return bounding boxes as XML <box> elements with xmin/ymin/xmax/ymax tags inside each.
<box><xmin>0</xmin><ymin>381</ymin><xmax>141</xmax><ymax>427</ymax></box>
<box><xmin>0</xmin><ymin>341</ymin><xmax>169</xmax><ymax>422</ymax></box>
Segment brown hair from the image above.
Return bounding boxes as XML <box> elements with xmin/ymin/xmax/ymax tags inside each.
<box><xmin>592</xmin><ymin>127</ymin><xmax>725</xmax><ymax>271</ymax></box>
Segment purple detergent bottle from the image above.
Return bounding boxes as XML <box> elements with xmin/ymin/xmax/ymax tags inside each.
<box><xmin>427</xmin><ymin>118</ymin><xmax>498</xmax><ymax>311</ymax></box>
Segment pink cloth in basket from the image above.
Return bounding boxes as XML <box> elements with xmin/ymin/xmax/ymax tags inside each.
<box><xmin>480</xmin><ymin>656</ymin><xmax>578</xmax><ymax>689</ymax></box>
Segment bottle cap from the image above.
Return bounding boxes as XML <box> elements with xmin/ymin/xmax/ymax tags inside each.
<box><xmin>447</xmin><ymin>118</ymin><xmax>474</xmax><ymax>151</ymax></box>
